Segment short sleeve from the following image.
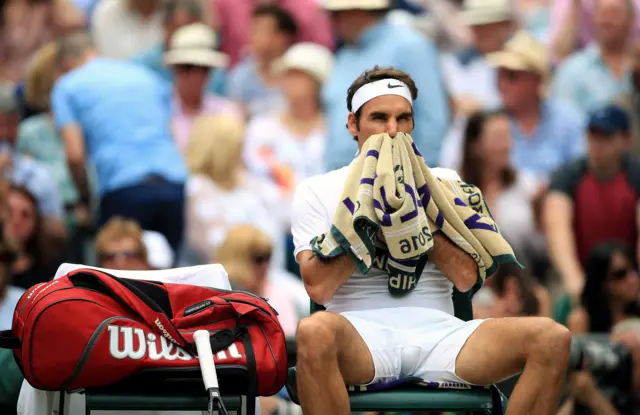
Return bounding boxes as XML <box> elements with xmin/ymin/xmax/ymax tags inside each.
<box><xmin>51</xmin><ymin>80</ymin><xmax>78</xmax><ymax>130</ymax></box>
<box><xmin>548</xmin><ymin>159</ymin><xmax>586</xmax><ymax>200</ymax></box>
<box><xmin>291</xmin><ymin>180</ymin><xmax>331</xmax><ymax>261</ymax></box>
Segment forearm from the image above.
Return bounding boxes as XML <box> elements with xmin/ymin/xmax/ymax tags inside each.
<box><xmin>299</xmin><ymin>252</ymin><xmax>356</xmax><ymax>305</ymax></box>
<box><xmin>68</xmin><ymin>161</ymin><xmax>91</xmax><ymax>205</ymax></box>
<box><xmin>432</xmin><ymin>234</ymin><xmax>477</xmax><ymax>292</ymax></box>
<box><xmin>546</xmin><ymin>227</ymin><xmax>584</xmax><ymax>300</ymax></box>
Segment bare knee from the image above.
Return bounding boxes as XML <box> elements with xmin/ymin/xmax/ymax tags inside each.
<box><xmin>527</xmin><ymin>318</ymin><xmax>572</xmax><ymax>367</ymax></box>
<box><xmin>296</xmin><ymin>312</ymin><xmax>339</xmax><ymax>362</ymax></box>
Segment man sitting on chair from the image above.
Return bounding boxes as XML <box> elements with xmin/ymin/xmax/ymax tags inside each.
<box><xmin>291</xmin><ymin>66</ymin><xmax>571</xmax><ymax>415</ymax></box>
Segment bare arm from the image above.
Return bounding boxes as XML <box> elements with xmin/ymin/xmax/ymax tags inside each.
<box><xmin>431</xmin><ymin>233</ymin><xmax>478</xmax><ymax>292</ymax></box>
<box><xmin>60</xmin><ymin>124</ymin><xmax>91</xmax><ymax>207</ymax></box>
<box><xmin>551</xmin><ymin>0</ymin><xmax>581</xmax><ymax>62</ymax></box>
<box><xmin>542</xmin><ymin>191</ymin><xmax>584</xmax><ymax>303</ymax></box>
<box><xmin>296</xmin><ymin>250</ymin><xmax>356</xmax><ymax>305</ymax></box>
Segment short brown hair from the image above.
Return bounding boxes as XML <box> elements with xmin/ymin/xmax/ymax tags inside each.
<box><xmin>345</xmin><ymin>66</ymin><xmax>418</xmax><ymax>140</ymax></box>
<box><xmin>346</xmin><ymin>66</ymin><xmax>418</xmax><ymax>114</ymax></box>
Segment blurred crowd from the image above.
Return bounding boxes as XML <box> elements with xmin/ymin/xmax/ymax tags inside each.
<box><xmin>0</xmin><ymin>0</ymin><xmax>639</xmax><ymax>413</ymax></box>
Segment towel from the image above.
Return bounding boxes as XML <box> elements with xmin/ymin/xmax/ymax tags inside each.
<box><xmin>311</xmin><ymin>132</ymin><xmax>522</xmax><ymax>296</ymax></box>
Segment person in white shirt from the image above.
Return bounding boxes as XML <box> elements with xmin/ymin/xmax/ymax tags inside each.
<box><xmin>244</xmin><ymin>43</ymin><xmax>333</xmax><ymax>194</ymax></box>
<box><xmin>291</xmin><ymin>66</ymin><xmax>571</xmax><ymax>415</ymax></box>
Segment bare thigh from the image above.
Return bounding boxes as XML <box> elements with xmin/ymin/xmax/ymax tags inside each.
<box><xmin>454</xmin><ymin>317</ymin><xmax>566</xmax><ymax>385</ymax></box>
<box><xmin>297</xmin><ymin>311</ymin><xmax>376</xmax><ymax>385</ymax></box>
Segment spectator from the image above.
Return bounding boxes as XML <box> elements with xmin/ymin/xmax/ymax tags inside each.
<box><xmin>227</xmin><ymin>4</ymin><xmax>297</xmax><ymax>117</ymax></box>
<box><xmin>568</xmin><ymin>241</ymin><xmax>640</xmax><ymax>333</ymax></box>
<box><xmin>439</xmin><ymin>0</ymin><xmax>516</xmax><ymax>169</ymax></box>
<box><xmin>52</xmin><ymin>32</ymin><xmax>188</xmax><ymax>254</ymax></box>
<box><xmin>16</xmin><ymin>42</ymin><xmax>89</xmax><ymax>232</ymax></box>
<box><xmin>5</xmin><ymin>185</ymin><xmax>60</xmax><ymax>290</ymax></box>
<box><xmin>322</xmin><ymin>0</ymin><xmax>449</xmax><ymax>169</ymax></box>
<box><xmin>211</xmin><ymin>0</ymin><xmax>333</xmax><ymax>67</ymax></box>
<box><xmin>91</xmin><ymin>0</ymin><xmax>164</xmax><ymax>59</ymax></box>
<box><xmin>244</xmin><ymin>43</ymin><xmax>333</xmax><ymax>195</ymax></box>
<box><xmin>0</xmin><ymin>84</ymin><xmax>66</xmax><ymax>237</ymax></box>
<box><xmin>0</xmin><ymin>204</ymin><xmax>21</xmax><ymax>415</ymax></box>
<box><xmin>184</xmin><ymin>115</ymin><xmax>286</xmax><ymax>267</ymax></box>
<box><xmin>0</xmin><ymin>187</ymin><xmax>19</xmax><ymax>330</ymax></box>
<box><xmin>216</xmin><ymin>224</ymin><xmax>307</xmax><ymax>336</ymax></box>
<box><xmin>0</xmin><ymin>0</ymin><xmax>84</xmax><ymax>82</ymax></box>
<box><xmin>459</xmin><ymin>109</ymin><xmax>541</xmax><ymax>270</ymax></box>
<box><xmin>487</xmin><ymin>31</ymin><xmax>586</xmax><ymax>181</ymax></box>
<box><xmin>543</xmin><ymin>104</ymin><xmax>640</xmax><ymax>302</ymax></box>
<box><xmin>165</xmin><ymin>23</ymin><xmax>241</xmax><ymax>153</ymax></box>
<box><xmin>552</xmin><ymin>0</ymin><xmax>635</xmax><ymax>115</ymax></box>
<box><xmin>473</xmin><ymin>264</ymin><xmax>551</xmax><ymax>319</ymax></box>
<box><xmin>95</xmin><ymin>217</ymin><xmax>151</xmax><ymax>270</ymax></box>
<box><xmin>616</xmin><ymin>41</ymin><xmax>640</xmax><ymax>156</ymax></box>
<box><xmin>131</xmin><ymin>0</ymin><xmax>228</xmax><ymax>96</ymax></box>
<box><xmin>550</xmin><ymin>0</ymin><xmax>640</xmax><ymax>62</ymax></box>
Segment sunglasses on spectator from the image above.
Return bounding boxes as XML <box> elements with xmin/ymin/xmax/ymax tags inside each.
<box><xmin>99</xmin><ymin>249</ymin><xmax>144</xmax><ymax>263</ymax></box>
<box><xmin>499</xmin><ymin>69</ymin><xmax>528</xmax><ymax>81</ymax></box>
<box><xmin>610</xmin><ymin>268</ymin><xmax>635</xmax><ymax>280</ymax></box>
<box><xmin>253</xmin><ymin>252</ymin><xmax>272</xmax><ymax>264</ymax></box>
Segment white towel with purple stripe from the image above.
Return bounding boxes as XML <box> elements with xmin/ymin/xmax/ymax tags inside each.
<box><xmin>310</xmin><ymin>132</ymin><xmax>521</xmax><ymax>296</ymax></box>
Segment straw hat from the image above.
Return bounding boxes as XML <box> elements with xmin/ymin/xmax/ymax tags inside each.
<box><xmin>461</xmin><ymin>0</ymin><xmax>515</xmax><ymax>26</ymax></box>
<box><xmin>164</xmin><ymin>23</ymin><xmax>229</xmax><ymax>68</ymax></box>
<box><xmin>486</xmin><ymin>31</ymin><xmax>549</xmax><ymax>77</ymax></box>
<box><xmin>272</xmin><ymin>43</ymin><xmax>335</xmax><ymax>84</ymax></box>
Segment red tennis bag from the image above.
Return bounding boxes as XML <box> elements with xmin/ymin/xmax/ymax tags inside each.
<box><xmin>0</xmin><ymin>268</ymin><xmax>287</xmax><ymax>411</ymax></box>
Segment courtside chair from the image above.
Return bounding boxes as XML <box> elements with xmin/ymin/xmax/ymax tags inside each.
<box><xmin>286</xmin><ymin>288</ymin><xmax>507</xmax><ymax>415</ymax></box>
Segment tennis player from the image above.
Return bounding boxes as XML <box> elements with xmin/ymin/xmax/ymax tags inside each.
<box><xmin>291</xmin><ymin>66</ymin><xmax>571</xmax><ymax>415</ymax></box>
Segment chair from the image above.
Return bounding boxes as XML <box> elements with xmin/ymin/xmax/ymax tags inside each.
<box><xmin>286</xmin><ymin>289</ymin><xmax>507</xmax><ymax>415</ymax></box>
<box><xmin>81</xmin><ymin>337</ymin><xmax>299</xmax><ymax>414</ymax></box>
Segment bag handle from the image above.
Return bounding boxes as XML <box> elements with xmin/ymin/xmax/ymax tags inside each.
<box><xmin>0</xmin><ymin>330</ymin><xmax>20</xmax><ymax>350</ymax></box>
<box><xmin>66</xmin><ymin>269</ymin><xmax>187</xmax><ymax>347</ymax></box>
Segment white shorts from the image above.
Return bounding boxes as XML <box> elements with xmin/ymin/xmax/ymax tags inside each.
<box><xmin>340</xmin><ymin>307</ymin><xmax>486</xmax><ymax>386</ymax></box>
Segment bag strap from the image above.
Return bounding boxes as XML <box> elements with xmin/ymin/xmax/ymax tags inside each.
<box><xmin>66</xmin><ymin>269</ymin><xmax>187</xmax><ymax>347</ymax></box>
<box><xmin>0</xmin><ymin>330</ymin><xmax>20</xmax><ymax>350</ymax></box>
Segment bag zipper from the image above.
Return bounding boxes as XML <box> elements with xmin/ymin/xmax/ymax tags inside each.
<box><xmin>221</xmin><ymin>297</ymin><xmax>277</xmax><ymax>317</ymax></box>
<box><xmin>215</xmin><ymin>288</ymin><xmax>279</xmax><ymax>316</ymax></box>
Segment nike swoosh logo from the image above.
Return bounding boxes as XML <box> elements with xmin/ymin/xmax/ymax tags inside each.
<box><xmin>387</xmin><ymin>83</ymin><xmax>403</xmax><ymax>89</ymax></box>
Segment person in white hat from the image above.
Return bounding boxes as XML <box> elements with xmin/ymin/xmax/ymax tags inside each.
<box><xmin>439</xmin><ymin>0</ymin><xmax>517</xmax><ymax>170</ymax></box>
<box><xmin>292</xmin><ymin>65</ymin><xmax>571</xmax><ymax>415</ymax></box>
<box><xmin>243</xmin><ymin>43</ymin><xmax>334</xmax><ymax>194</ymax></box>
<box><xmin>165</xmin><ymin>23</ymin><xmax>241</xmax><ymax>153</ymax></box>
<box><xmin>322</xmin><ymin>0</ymin><xmax>449</xmax><ymax>170</ymax></box>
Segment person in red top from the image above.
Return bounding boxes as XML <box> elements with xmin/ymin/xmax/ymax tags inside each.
<box><xmin>543</xmin><ymin>104</ymin><xmax>640</xmax><ymax>303</ymax></box>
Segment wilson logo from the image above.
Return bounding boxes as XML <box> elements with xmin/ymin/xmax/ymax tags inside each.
<box><xmin>107</xmin><ymin>325</ymin><xmax>243</xmax><ymax>362</ymax></box>
<box><xmin>154</xmin><ymin>318</ymin><xmax>178</xmax><ymax>344</ymax></box>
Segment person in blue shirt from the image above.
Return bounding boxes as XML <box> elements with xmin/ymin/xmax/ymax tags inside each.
<box><xmin>322</xmin><ymin>0</ymin><xmax>450</xmax><ymax>170</ymax></box>
<box><xmin>51</xmin><ymin>31</ymin><xmax>188</xmax><ymax>255</ymax></box>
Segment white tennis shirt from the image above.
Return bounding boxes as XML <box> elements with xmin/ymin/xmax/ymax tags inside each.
<box><xmin>291</xmin><ymin>163</ymin><xmax>462</xmax><ymax>314</ymax></box>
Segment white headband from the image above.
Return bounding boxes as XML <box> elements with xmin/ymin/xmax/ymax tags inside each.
<box><xmin>350</xmin><ymin>78</ymin><xmax>413</xmax><ymax>113</ymax></box>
